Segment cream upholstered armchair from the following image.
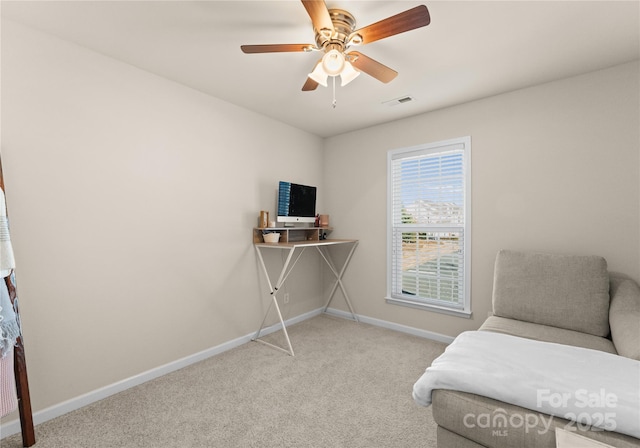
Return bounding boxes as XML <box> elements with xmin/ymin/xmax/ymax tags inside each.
<box><xmin>428</xmin><ymin>250</ymin><xmax>640</xmax><ymax>448</ymax></box>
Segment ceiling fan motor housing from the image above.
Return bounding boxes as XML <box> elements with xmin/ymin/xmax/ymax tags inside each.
<box><xmin>314</xmin><ymin>9</ymin><xmax>357</xmax><ymax>52</ymax></box>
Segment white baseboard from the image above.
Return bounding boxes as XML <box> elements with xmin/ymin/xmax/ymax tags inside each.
<box><xmin>324</xmin><ymin>307</ymin><xmax>456</xmax><ymax>344</ymax></box>
<box><xmin>1</xmin><ymin>306</ymin><xmax>451</xmax><ymax>439</ymax></box>
<box><xmin>0</xmin><ymin>307</ymin><xmax>324</xmax><ymax>439</ymax></box>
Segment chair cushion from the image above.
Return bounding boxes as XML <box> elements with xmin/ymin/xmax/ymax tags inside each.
<box><xmin>479</xmin><ymin>316</ymin><xmax>616</xmax><ymax>354</ymax></box>
<box><xmin>492</xmin><ymin>250</ymin><xmax>610</xmax><ymax>337</ymax></box>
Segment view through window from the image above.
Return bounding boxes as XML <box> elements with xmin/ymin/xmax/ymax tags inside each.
<box><xmin>387</xmin><ymin>137</ymin><xmax>471</xmax><ymax>317</ymax></box>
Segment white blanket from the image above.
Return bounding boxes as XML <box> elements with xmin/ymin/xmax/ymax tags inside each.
<box><xmin>413</xmin><ymin>331</ymin><xmax>640</xmax><ymax>439</ymax></box>
<box><xmin>0</xmin><ymin>188</ymin><xmax>15</xmax><ymax>275</ymax></box>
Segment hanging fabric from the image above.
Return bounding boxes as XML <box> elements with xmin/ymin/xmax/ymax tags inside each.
<box><xmin>0</xmin><ymin>187</ymin><xmax>20</xmax><ymax>357</ymax></box>
<box><xmin>0</xmin><ymin>159</ymin><xmax>35</xmax><ymax>443</ymax></box>
<box><xmin>0</xmin><ymin>278</ymin><xmax>20</xmax><ymax>357</ymax></box>
<box><xmin>0</xmin><ymin>187</ymin><xmax>16</xmax><ymax>276</ymax></box>
<box><xmin>0</xmin><ymin>187</ymin><xmax>18</xmax><ymax>416</ymax></box>
<box><xmin>0</xmin><ymin>345</ymin><xmax>17</xmax><ymax>416</ymax></box>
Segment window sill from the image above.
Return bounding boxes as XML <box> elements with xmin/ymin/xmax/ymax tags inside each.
<box><xmin>385</xmin><ymin>296</ymin><xmax>472</xmax><ymax>318</ymax></box>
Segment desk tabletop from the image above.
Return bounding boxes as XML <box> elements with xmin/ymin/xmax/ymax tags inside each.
<box><xmin>254</xmin><ymin>238</ymin><xmax>358</xmax><ymax>249</ymax></box>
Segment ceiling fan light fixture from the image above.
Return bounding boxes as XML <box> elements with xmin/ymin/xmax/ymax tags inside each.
<box><xmin>308</xmin><ymin>61</ymin><xmax>328</xmax><ymax>87</ymax></box>
<box><xmin>340</xmin><ymin>61</ymin><xmax>360</xmax><ymax>86</ymax></box>
<box><xmin>321</xmin><ymin>49</ymin><xmax>345</xmax><ymax>76</ymax></box>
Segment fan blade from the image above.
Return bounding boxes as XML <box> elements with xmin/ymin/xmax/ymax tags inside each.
<box><xmin>241</xmin><ymin>44</ymin><xmax>312</xmax><ymax>54</ymax></box>
<box><xmin>301</xmin><ymin>0</ymin><xmax>334</xmax><ymax>34</ymax></box>
<box><xmin>302</xmin><ymin>77</ymin><xmax>319</xmax><ymax>91</ymax></box>
<box><xmin>351</xmin><ymin>5</ymin><xmax>430</xmax><ymax>45</ymax></box>
<box><xmin>348</xmin><ymin>51</ymin><xmax>398</xmax><ymax>83</ymax></box>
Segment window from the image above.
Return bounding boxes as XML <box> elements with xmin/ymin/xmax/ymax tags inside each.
<box><xmin>386</xmin><ymin>137</ymin><xmax>471</xmax><ymax>317</ymax></box>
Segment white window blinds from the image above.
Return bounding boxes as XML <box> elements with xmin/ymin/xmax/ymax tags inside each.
<box><xmin>387</xmin><ymin>138</ymin><xmax>471</xmax><ymax>316</ymax></box>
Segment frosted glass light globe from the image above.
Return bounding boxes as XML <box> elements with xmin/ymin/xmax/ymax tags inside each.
<box><xmin>322</xmin><ymin>49</ymin><xmax>345</xmax><ymax>76</ymax></box>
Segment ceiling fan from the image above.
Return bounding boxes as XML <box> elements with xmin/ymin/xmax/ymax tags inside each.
<box><xmin>241</xmin><ymin>1</ymin><xmax>430</xmax><ymax>92</ymax></box>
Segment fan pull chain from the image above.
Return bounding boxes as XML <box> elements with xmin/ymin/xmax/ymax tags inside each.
<box><xmin>332</xmin><ymin>76</ymin><xmax>337</xmax><ymax>109</ymax></box>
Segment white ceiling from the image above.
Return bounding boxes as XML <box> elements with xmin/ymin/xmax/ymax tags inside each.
<box><xmin>2</xmin><ymin>1</ymin><xmax>639</xmax><ymax>138</ymax></box>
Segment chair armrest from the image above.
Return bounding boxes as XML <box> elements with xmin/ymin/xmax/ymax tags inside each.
<box><xmin>609</xmin><ymin>273</ymin><xmax>640</xmax><ymax>360</ymax></box>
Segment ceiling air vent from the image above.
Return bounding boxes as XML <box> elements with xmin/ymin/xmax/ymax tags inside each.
<box><xmin>382</xmin><ymin>96</ymin><xmax>416</xmax><ymax>107</ymax></box>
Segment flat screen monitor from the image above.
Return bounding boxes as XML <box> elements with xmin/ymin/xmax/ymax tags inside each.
<box><xmin>277</xmin><ymin>181</ymin><xmax>316</xmax><ymax>224</ymax></box>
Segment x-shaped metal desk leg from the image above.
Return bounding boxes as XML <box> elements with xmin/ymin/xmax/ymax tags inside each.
<box><xmin>253</xmin><ymin>246</ymin><xmax>306</xmax><ymax>356</ymax></box>
<box><xmin>317</xmin><ymin>241</ymin><xmax>359</xmax><ymax>322</ymax></box>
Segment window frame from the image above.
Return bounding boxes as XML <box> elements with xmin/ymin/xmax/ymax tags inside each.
<box><xmin>386</xmin><ymin>136</ymin><xmax>472</xmax><ymax>318</ymax></box>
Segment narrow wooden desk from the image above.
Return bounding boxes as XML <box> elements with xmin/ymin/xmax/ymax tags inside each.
<box><xmin>253</xmin><ymin>239</ymin><xmax>358</xmax><ymax>356</ymax></box>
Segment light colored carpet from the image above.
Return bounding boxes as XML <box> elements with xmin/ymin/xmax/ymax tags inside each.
<box><xmin>1</xmin><ymin>315</ymin><xmax>446</xmax><ymax>447</ymax></box>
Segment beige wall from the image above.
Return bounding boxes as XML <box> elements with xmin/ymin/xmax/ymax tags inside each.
<box><xmin>2</xmin><ymin>17</ymin><xmax>639</xmax><ymax>432</ymax></box>
<box><xmin>324</xmin><ymin>61</ymin><xmax>640</xmax><ymax>337</ymax></box>
<box><xmin>1</xmin><ymin>20</ymin><xmax>325</xmax><ymax>417</ymax></box>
